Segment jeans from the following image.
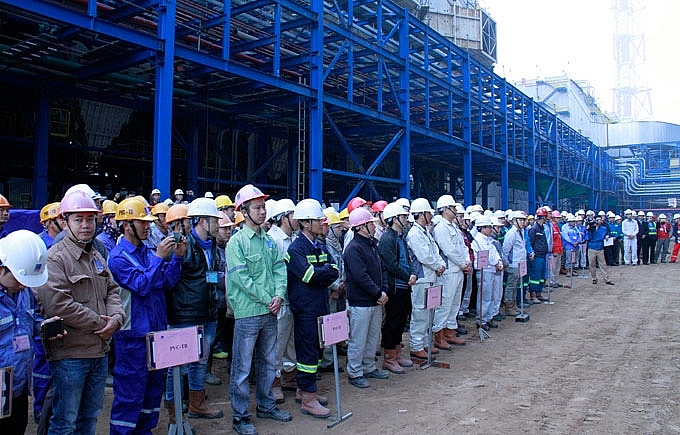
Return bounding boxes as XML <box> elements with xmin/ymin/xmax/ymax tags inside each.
<box><xmin>230</xmin><ymin>313</ymin><xmax>278</xmax><ymax>420</ymax></box>
<box><xmin>346</xmin><ymin>305</ymin><xmax>381</xmax><ymax>378</ymax></box>
<box><xmin>48</xmin><ymin>356</ymin><xmax>108</xmax><ymax>435</ymax></box>
<box><xmin>165</xmin><ymin>321</ymin><xmax>217</xmax><ymax>401</ymax></box>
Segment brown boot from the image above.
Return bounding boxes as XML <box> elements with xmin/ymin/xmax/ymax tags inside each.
<box><xmin>504</xmin><ymin>301</ymin><xmax>520</xmax><ymax>316</ymax></box>
<box><xmin>295</xmin><ymin>388</ymin><xmax>328</xmax><ymax>406</ymax></box>
<box><xmin>409</xmin><ymin>348</ymin><xmax>429</xmax><ymax>359</ymax></box>
<box><xmin>425</xmin><ymin>346</ymin><xmax>439</xmax><ymax>355</ymax></box>
<box><xmin>529</xmin><ymin>292</ymin><xmax>541</xmax><ymax>304</ymax></box>
<box><xmin>395</xmin><ymin>345</ymin><xmax>413</xmax><ymax>368</ymax></box>
<box><xmin>187</xmin><ymin>390</ymin><xmax>223</xmax><ymax>419</ymax></box>
<box><xmin>167</xmin><ymin>401</ymin><xmax>176</xmax><ymax>426</ymax></box>
<box><xmin>300</xmin><ymin>391</ymin><xmax>331</xmax><ymax>419</ymax></box>
<box><xmin>434</xmin><ymin>330</ymin><xmax>452</xmax><ymax>351</ymax></box>
<box><xmin>281</xmin><ymin>369</ymin><xmax>297</xmax><ymax>391</ymax></box>
<box><xmin>272</xmin><ymin>376</ymin><xmax>285</xmax><ymax>404</ymax></box>
<box><xmin>443</xmin><ymin>328</ymin><xmax>466</xmax><ymax>345</ymax></box>
<box><xmin>382</xmin><ymin>348</ymin><xmax>405</xmax><ymax>374</ymax></box>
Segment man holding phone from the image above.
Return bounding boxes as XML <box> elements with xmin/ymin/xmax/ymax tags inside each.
<box><xmin>107</xmin><ymin>197</ymin><xmax>186</xmax><ymax>434</ymax></box>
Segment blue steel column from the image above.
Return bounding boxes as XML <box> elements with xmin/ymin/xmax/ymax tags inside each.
<box><xmin>551</xmin><ymin>120</ymin><xmax>559</xmax><ymax>207</ymax></box>
<box><xmin>308</xmin><ymin>0</ymin><xmax>324</xmax><ymax>200</ymax></box>
<box><xmin>590</xmin><ymin>145</ymin><xmax>598</xmax><ymax>209</ymax></box>
<box><xmin>398</xmin><ymin>9</ymin><xmax>410</xmax><ymax>198</ymax></box>
<box><xmin>152</xmin><ymin>0</ymin><xmax>176</xmax><ymax>199</ymax></box>
<box><xmin>187</xmin><ymin>120</ymin><xmax>199</xmax><ymax>193</ymax></box>
<box><xmin>527</xmin><ymin>100</ymin><xmax>536</xmax><ymax>212</ymax></box>
<box><xmin>500</xmin><ymin>79</ymin><xmax>509</xmax><ymax>209</ymax></box>
<box><xmin>463</xmin><ymin>53</ymin><xmax>473</xmax><ymax>206</ymax></box>
<box><xmin>33</xmin><ymin>89</ymin><xmax>49</xmax><ymax>208</ymax></box>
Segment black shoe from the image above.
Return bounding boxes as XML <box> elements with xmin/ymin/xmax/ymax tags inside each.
<box><xmin>606</xmin><ymin>280</ymin><xmax>615</xmax><ymax>285</ymax></box>
<box><xmin>457</xmin><ymin>314</ymin><xmax>467</xmax><ymax>322</ymax></box>
<box><xmin>337</xmin><ymin>345</ymin><xmax>347</xmax><ymax>356</ymax></box>
<box><xmin>592</xmin><ymin>279</ymin><xmax>598</xmax><ymax>284</ymax></box>
<box><xmin>456</xmin><ymin>326</ymin><xmax>468</xmax><ymax>335</ymax></box>
<box><xmin>233</xmin><ymin>418</ymin><xmax>258</xmax><ymax>435</ymax></box>
<box><xmin>493</xmin><ymin>313</ymin><xmax>506</xmax><ymax>321</ymax></box>
<box><xmin>487</xmin><ymin>319</ymin><xmax>499</xmax><ymax>329</ymax></box>
<box><xmin>256</xmin><ymin>407</ymin><xmax>292</xmax><ymax>422</ymax></box>
<box><xmin>465</xmin><ymin>311</ymin><xmax>477</xmax><ymax>319</ymax></box>
<box><xmin>318</xmin><ymin>365</ymin><xmax>344</xmax><ymax>373</ymax></box>
<box><xmin>477</xmin><ymin>322</ymin><xmax>490</xmax><ymax>331</ymax></box>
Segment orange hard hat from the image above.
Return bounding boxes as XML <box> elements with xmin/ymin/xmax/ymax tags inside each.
<box><xmin>0</xmin><ymin>194</ymin><xmax>11</xmax><ymax>208</ymax></box>
<box><xmin>165</xmin><ymin>204</ymin><xmax>189</xmax><ymax>224</ymax></box>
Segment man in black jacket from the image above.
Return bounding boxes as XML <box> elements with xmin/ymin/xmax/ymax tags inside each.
<box><xmin>165</xmin><ymin>198</ymin><xmax>223</xmax><ymax>420</ymax></box>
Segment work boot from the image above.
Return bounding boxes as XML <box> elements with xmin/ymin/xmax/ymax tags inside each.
<box><xmin>281</xmin><ymin>369</ymin><xmax>297</xmax><ymax>391</ymax></box>
<box><xmin>504</xmin><ymin>301</ymin><xmax>520</xmax><ymax>316</ymax></box>
<box><xmin>443</xmin><ymin>328</ymin><xmax>466</xmax><ymax>346</ymax></box>
<box><xmin>426</xmin><ymin>346</ymin><xmax>439</xmax><ymax>355</ymax></box>
<box><xmin>434</xmin><ymin>330</ymin><xmax>452</xmax><ymax>351</ymax></box>
<box><xmin>204</xmin><ymin>368</ymin><xmax>222</xmax><ymax>386</ymax></box>
<box><xmin>167</xmin><ymin>401</ymin><xmax>177</xmax><ymax>426</ymax></box>
<box><xmin>529</xmin><ymin>292</ymin><xmax>541</xmax><ymax>304</ymax></box>
<box><xmin>395</xmin><ymin>345</ymin><xmax>413</xmax><ymax>368</ymax></box>
<box><xmin>409</xmin><ymin>349</ymin><xmax>429</xmax><ymax>359</ymax></box>
<box><xmin>295</xmin><ymin>388</ymin><xmax>328</xmax><ymax>405</ymax></box>
<box><xmin>272</xmin><ymin>376</ymin><xmax>285</xmax><ymax>404</ymax></box>
<box><xmin>188</xmin><ymin>390</ymin><xmax>223</xmax><ymax>419</ymax></box>
<box><xmin>300</xmin><ymin>392</ymin><xmax>331</xmax><ymax>419</ymax></box>
<box><xmin>382</xmin><ymin>348</ymin><xmax>405</xmax><ymax>374</ymax></box>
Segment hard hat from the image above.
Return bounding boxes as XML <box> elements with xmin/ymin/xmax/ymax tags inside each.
<box><xmin>60</xmin><ymin>190</ymin><xmax>100</xmax><ymax>215</ymax></box>
<box><xmin>395</xmin><ymin>198</ymin><xmax>410</xmax><ymax>209</ymax></box>
<box><xmin>272</xmin><ymin>199</ymin><xmax>296</xmax><ymax>220</ymax></box>
<box><xmin>152</xmin><ymin>203</ymin><xmax>169</xmax><ymax>216</ymax></box>
<box><xmin>265</xmin><ymin>199</ymin><xmax>277</xmax><ymax>222</ymax></box>
<box><xmin>475</xmin><ymin>215</ymin><xmax>493</xmax><ymax>227</ymax></box>
<box><xmin>234</xmin><ymin>184</ymin><xmax>269</xmax><ymax>211</ymax></box>
<box><xmin>455</xmin><ymin>205</ymin><xmax>465</xmax><ymax>214</ymax></box>
<box><xmin>527</xmin><ymin>215</ymin><xmax>535</xmax><ymax>220</ymax></box>
<box><xmin>606</xmin><ymin>211</ymin><xmax>615</xmax><ymax>218</ymax></box>
<box><xmin>625</xmin><ymin>209</ymin><xmax>633</xmax><ymax>215</ymax></box>
<box><xmin>151</xmin><ymin>189</ymin><xmax>161</xmax><ymax>196</ymax></box>
<box><xmin>646</xmin><ymin>211</ymin><xmax>654</xmax><ymax>217</ymax></box>
<box><xmin>586</xmin><ymin>210</ymin><xmax>595</xmax><ymax>216</ymax></box>
<box><xmin>543</xmin><ymin>205</ymin><xmax>552</xmax><ymax>212</ymax></box>
<box><xmin>469</xmin><ymin>211</ymin><xmax>482</xmax><ymax>222</ymax></box>
<box><xmin>347</xmin><ymin>197</ymin><xmax>368</xmax><ymax>214</ymax></box>
<box><xmin>483</xmin><ymin>210</ymin><xmax>492</xmax><ymax>217</ymax></box>
<box><xmin>510</xmin><ymin>210</ymin><xmax>528</xmax><ymax>221</ymax></box>
<box><xmin>64</xmin><ymin>184</ymin><xmax>96</xmax><ymax>199</ymax></box>
<box><xmin>658</xmin><ymin>214</ymin><xmax>667</xmax><ymax>220</ymax></box>
<box><xmin>187</xmin><ymin>198</ymin><xmax>221</xmax><ymax>218</ymax></box>
<box><xmin>0</xmin><ymin>230</ymin><xmax>48</xmax><ymax>288</ymax></box>
<box><xmin>204</xmin><ymin>192</ymin><xmax>214</xmax><ymax>199</ymax></box>
<box><xmin>0</xmin><ymin>194</ymin><xmax>11</xmax><ymax>208</ymax></box>
<box><xmin>576</xmin><ymin>209</ymin><xmax>585</xmax><ymax>216</ymax></box>
<box><xmin>293</xmin><ymin>198</ymin><xmax>325</xmax><ymax>220</ymax></box>
<box><xmin>339</xmin><ymin>208</ymin><xmax>350</xmax><ymax>220</ymax></box>
<box><xmin>615</xmin><ymin>215</ymin><xmax>622</xmax><ymax>221</ymax></box>
<box><xmin>323</xmin><ymin>207</ymin><xmax>342</xmax><ymax>225</ymax></box>
<box><xmin>567</xmin><ymin>214</ymin><xmax>579</xmax><ymax>222</ymax></box>
<box><xmin>472</xmin><ymin>204</ymin><xmax>484</xmax><ymax>213</ymax></box>
<box><xmin>101</xmin><ymin>200</ymin><xmax>118</xmax><ymax>216</ymax></box>
<box><xmin>551</xmin><ymin>210</ymin><xmax>561</xmax><ymax>218</ymax></box>
<box><xmin>165</xmin><ymin>204</ymin><xmax>189</xmax><ymax>224</ymax></box>
<box><xmin>493</xmin><ymin>210</ymin><xmax>506</xmax><ymax>218</ymax></box>
<box><xmin>410</xmin><ymin>198</ymin><xmax>434</xmax><ymax>214</ymax></box>
<box><xmin>174</xmin><ymin>189</ymin><xmax>184</xmax><ymax>196</ymax></box>
<box><xmin>371</xmin><ymin>200</ymin><xmax>388</xmax><ymax>213</ymax></box>
<box><xmin>491</xmin><ymin>217</ymin><xmax>503</xmax><ymax>226</ymax></box>
<box><xmin>465</xmin><ymin>205</ymin><xmax>475</xmax><ymax>214</ymax></box>
<box><xmin>383</xmin><ymin>202</ymin><xmax>409</xmax><ymax>221</ymax></box>
<box><xmin>116</xmin><ymin>197</ymin><xmax>155</xmax><ymax>221</ymax></box>
<box><xmin>234</xmin><ymin>211</ymin><xmax>245</xmax><ymax>226</ymax></box>
<box><xmin>163</xmin><ymin>198</ymin><xmax>174</xmax><ymax>206</ymax></box>
<box><xmin>349</xmin><ymin>208</ymin><xmax>376</xmax><ymax>228</ymax></box>
<box><xmin>505</xmin><ymin>209</ymin><xmax>514</xmax><ymax>218</ymax></box>
<box><xmin>215</xmin><ymin>195</ymin><xmax>234</xmax><ymax>209</ymax></box>
<box><xmin>218</xmin><ymin>211</ymin><xmax>234</xmax><ymax>228</ymax></box>
<box><xmin>638</xmin><ymin>211</ymin><xmax>645</xmax><ymax>216</ymax></box>
<box><xmin>674</xmin><ymin>213</ymin><xmax>680</xmax><ymax>220</ymax></box>
<box><xmin>535</xmin><ymin>207</ymin><xmax>549</xmax><ymax>217</ymax></box>
<box><xmin>40</xmin><ymin>202</ymin><xmax>61</xmax><ymax>223</ymax></box>
<box><xmin>598</xmin><ymin>210</ymin><xmax>606</xmax><ymax>216</ymax></box>
<box><xmin>561</xmin><ymin>211</ymin><xmax>568</xmax><ymax>217</ymax></box>
<box><xmin>436</xmin><ymin>194</ymin><xmax>456</xmax><ymax>210</ymax></box>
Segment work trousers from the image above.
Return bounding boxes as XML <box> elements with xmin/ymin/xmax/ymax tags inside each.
<box><xmin>409</xmin><ymin>282</ymin><xmax>433</xmax><ymax>352</ymax></box>
<box><xmin>475</xmin><ymin>268</ymin><xmax>494</xmax><ymax>323</ymax></box>
<box><xmin>655</xmin><ymin>238</ymin><xmax>669</xmax><ymax>263</ymax></box>
<box><xmin>548</xmin><ymin>253</ymin><xmax>562</xmax><ymax>286</ymax></box>
<box><xmin>623</xmin><ymin>237</ymin><xmax>638</xmax><ymax>265</ymax></box>
<box><xmin>275</xmin><ymin>303</ymin><xmax>296</xmax><ymax>377</ymax></box>
<box><xmin>528</xmin><ymin>256</ymin><xmax>546</xmax><ymax>294</ymax></box>
<box><xmin>380</xmin><ymin>288</ymin><xmax>412</xmax><ymax>350</ymax></box>
<box><xmin>588</xmin><ymin>249</ymin><xmax>610</xmax><ymax>282</ymax></box>
<box><xmin>433</xmin><ymin>271</ymin><xmax>464</xmax><ymax>332</ymax></box>
<box><xmin>346</xmin><ymin>305</ymin><xmax>381</xmax><ymax>378</ymax></box>
<box><xmin>642</xmin><ymin>237</ymin><xmax>657</xmax><ymax>264</ymax></box>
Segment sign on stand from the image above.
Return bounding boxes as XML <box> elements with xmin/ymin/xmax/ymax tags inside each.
<box><xmin>318</xmin><ymin>311</ymin><xmax>352</xmax><ymax>428</ymax></box>
<box><xmin>0</xmin><ymin>366</ymin><xmax>12</xmax><ymax>419</ymax></box>
<box><xmin>421</xmin><ymin>285</ymin><xmax>449</xmax><ymax>370</ymax></box>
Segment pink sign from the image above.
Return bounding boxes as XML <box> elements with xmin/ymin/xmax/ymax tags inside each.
<box><xmin>147</xmin><ymin>326</ymin><xmax>202</xmax><ymax>370</ymax></box>
<box><xmin>477</xmin><ymin>250</ymin><xmax>489</xmax><ymax>268</ymax></box>
<box><xmin>425</xmin><ymin>285</ymin><xmax>442</xmax><ymax>309</ymax></box>
<box><xmin>519</xmin><ymin>260</ymin><xmax>527</xmax><ymax>277</ymax></box>
<box><xmin>318</xmin><ymin>311</ymin><xmax>349</xmax><ymax>346</ymax></box>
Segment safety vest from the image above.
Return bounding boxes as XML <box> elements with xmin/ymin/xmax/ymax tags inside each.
<box><xmin>647</xmin><ymin>221</ymin><xmax>657</xmax><ymax>236</ymax></box>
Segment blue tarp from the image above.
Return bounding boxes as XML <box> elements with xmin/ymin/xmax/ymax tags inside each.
<box><xmin>4</xmin><ymin>209</ymin><xmax>42</xmax><ymax>235</ymax></box>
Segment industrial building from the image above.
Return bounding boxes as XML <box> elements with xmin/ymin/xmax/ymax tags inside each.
<box><xmin>0</xmin><ymin>0</ymin><xmax>673</xmax><ymax>213</ymax></box>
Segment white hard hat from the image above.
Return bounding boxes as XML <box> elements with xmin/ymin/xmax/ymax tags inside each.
<box><xmin>577</xmin><ymin>209</ymin><xmax>585</xmax><ymax>216</ymax></box>
<box><xmin>174</xmin><ymin>189</ymin><xmax>184</xmax><ymax>196</ymax></box>
<box><xmin>510</xmin><ymin>210</ymin><xmax>527</xmax><ymax>221</ymax></box>
<box><xmin>567</xmin><ymin>214</ymin><xmax>579</xmax><ymax>222</ymax></box>
<box><xmin>395</xmin><ymin>198</ymin><xmax>410</xmax><ymax>209</ymax></box>
<box><xmin>606</xmin><ymin>211</ymin><xmax>615</xmax><ymax>217</ymax></box>
<box><xmin>410</xmin><ymin>198</ymin><xmax>434</xmax><ymax>214</ymax></box>
<box><xmin>674</xmin><ymin>213</ymin><xmax>680</xmax><ymax>220</ymax></box>
<box><xmin>646</xmin><ymin>211</ymin><xmax>654</xmax><ymax>217</ymax></box>
<box><xmin>625</xmin><ymin>209</ymin><xmax>633</xmax><ymax>215</ymax></box>
<box><xmin>469</xmin><ymin>211</ymin><xmax>482</xmax><ymax>222</ymax></box>
<box><xmin>586</xmin><ymin>210</ymin><xmax>595</xmax><ymax>216</ymax></box>
<box><xmin>151</xmin><ymin>188</ymin><xmax>161</xmax><ymax>195</ymax></box>
<box><xmin>65</xmin><ymin>183</ymin><xmax>97</xmax><ymax>200</ymax></box>
<box><xmin>493</xmin><ymin>210</ymin><xmax>506</xmax><ymax>218</ymax></box>
<box><xmin>265</xmin><ymin>199</ymin><xmax>277</xmax><ymax>222</ymax></box>
<box><xmin>491</xmin><ymin>217</ymin><xmax>503</xmax><ymax>226</ymax></box>
<box><xmin>615</xmin><ymin>215</ymin><xmax>622</xmax><ymax>221</ymax></box>
<box><xmin>293</xmin><ymin>198</ymin><xmax>325</xmax><ymax>220</ymax></box>
<box><xmin>272</xmin><ymin>198</ymin><xmax>296</xmax><ymax>220</ymax></box>
<box><xmin>475</xmin><ymin>215</ymin><xmax>493</xmax><ymax>227</ymax></box>
<box><xmin>472</xmin><ymin>204</ymin><xmax>484</xmax><ymax>213</ymax></box>
<box><xmin>483</xmin><ymin>210</ymin><xmax>492</xmax><ymax>217</ymax></box>
<box><xmin>187</xmin><ymin>197</ymin><xmax>220</xmax><ymax>218</ymax></box>
<box><xmin>383</xmin><ymin>202</ymin><xmax>409</xmax><ymax>220</ymax></box>
<box><xmin>0</xmin><ymin>230</ymin><xmax>48</xmax><ymax>288</ymax></box>
<box><xmin>543</xmin><ymin>206</ymin><xmax>552</xmax><ymax>212</ymax></box>
<box><xmin>598</xmin><ymin>210</ymin><xmax>606</xmax><ymax>216</ymax></box>
<box><xmin>638</xmin><ymin>210</ymin><xmax>645</xmax><ymax>216</ymax></box>
<box><xmin>505</xmin><ymin>209</ymin><xmax>513</xmax><ymax>218</ymax></box>
<box><xmin>204</xmin><ymin>192</ymin><xmax>214</xmax><ymax>199</ymax></box>
<box><xmin>658</xmin><ymin>214</ymin><xmax>667</xmax><ymax>219</ymax></box>
<box><xmin>436</xmin><ymin>194</ymin><xmax>456</xmax><ymax>210</ymax></box>
<box><xmin>561</xmin><ymin>210</ymin><xmax>568</xmax><ymax>217</ymax></box>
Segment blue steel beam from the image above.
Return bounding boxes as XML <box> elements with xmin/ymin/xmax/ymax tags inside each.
<box><xmin>398</xmin><ymin>11</ymin><xmax>411</xmax><ymax>198</ymax></box>
<box><xmin>308</xmin><ymin>0</ymin><xmax>324</xmax><ymax>200</ymax></box>
<box><xmin>101</xmin><ymin>0</ymin><xmax>159</xmax><ymax>23</ymax></box>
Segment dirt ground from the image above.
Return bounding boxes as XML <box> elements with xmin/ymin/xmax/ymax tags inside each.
<box><xmin>27</xmin><ymin>261</ymin><xmax>680</xmax><ymax>434</ymax></box>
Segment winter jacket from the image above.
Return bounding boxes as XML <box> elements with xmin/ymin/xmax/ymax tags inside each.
<box><xmin>528</xmin><ymin>222</ymin><xmax>549</xmax><ymax>256</ymax></box>
<box><xmin>379</xmin><ymin>227</ymin><xmax>415</xmax><ymax>294</ymax></box>
<box><xmin>344</xmin><ymin>233</ymin><xmax>388</xmax><ymax>307</ymax></box>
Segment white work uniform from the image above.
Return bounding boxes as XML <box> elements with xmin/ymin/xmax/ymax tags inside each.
<box><xmin>433</xmin><ymin>218</ymin><xmax>468</xmax><ymax>332</ymax></box>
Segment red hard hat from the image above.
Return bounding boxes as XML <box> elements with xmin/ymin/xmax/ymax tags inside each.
<box><xmin>371</xmin><ymin>200</ymin><xmax>388</xmax><ymax>213</ymax></box>
<box><xmin>535</xmin><ymin>207</ymin><xmax>549</xmax><ymax>217</ymax></box>
<box><xmin>347</xmin><ymin>197</ymin><xmax>368</xmax><ymax>213</ymax></box>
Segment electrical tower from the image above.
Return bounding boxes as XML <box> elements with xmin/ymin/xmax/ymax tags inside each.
<box><xmin>612</xmin><ymin>0</ymin><xmax>653</xmax><ymax>121</ymax></box>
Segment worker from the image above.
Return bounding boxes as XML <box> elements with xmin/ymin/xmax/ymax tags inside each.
<box><xmin>173</xmin><ymin>189</ymin><xmax>187</xmax><ymax>205</ymax></box>
<box><xmin>149</xmin><ymin>188</ymin><xmax>161</xmax><ymax>206</ymax></box>
<box><xmin>670</xmin><ymin>214</ymin><xmax>680</xmax><ymax>263</ymax></box>
<box><xmin>371</xmin><ymin>200</ymin><xmax>388</xmax><ymax>242</ymax></box>
<box><xmin>527</xmin><ymin>208</ymin><xmax>549</xmax><ymax>303</ymax></box>
<box><xmin>586</xmin><ymin>215</ymin><xmax>615</xmax><ymax>286</ymax></box>
<box><xmin>655</xmin><ymin>213</ymin><xmax>671</xmax><ymax>263</ymax></box>
<box><xmin>471</xmin><ymin>216</ymin><xmax>503</xmax><ymax>330</ymax></box>
<box><xmin>146</xmin><ymin>202</ymin><xmax>171</xmax><ymax>251</ymax></box>
<box><xmin>643</xmin><ymin>212</ymin><xmax>657</xmax><ymax>264</ymax></box>
<box><xmin>166</xmin><ymin>204</ymin><xmax>191</xmax><ymax>238</ymax></box>
<box><xmin>0</xmin><ymin>193</ymin><xmax>12</xmax><ymax>239</ymax></box>
<box><xmin>501</xmin><ymin>211</ymin><xmax>527</xmax><ymax>316</ymax></box>
<box><xmin>636</xmin><ymin>211</ymin><xmax>647</xmax><ymax>264</ymax></box>
<box><xmin>95</xmin><ymin>200</ymin><xmax>119</xmax><ymax>256</ymax></box>
<box><xmin>216</xmin><ymin>195</ymin><xmax>236</xmax><ymax>221</ymax></box>
<box><xmin>38</xmin><ymin>202</ymin><xmax>63</xmax><ymax>249</ymax></box>
<box><xmin>548</xmin><ymin>210</ymin><xmax>564</xmax><ymax>287</ymax></box>
<box><xmin>622</xmin><ymin>210</ymin><xmax>640</xmax><ymax>265</ymax></box>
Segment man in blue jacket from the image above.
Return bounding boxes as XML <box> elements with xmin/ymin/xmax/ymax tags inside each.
<box><xmin>107</xmin><ymin>197</ymin><xmax>186</xmax><ymax>434</ymax></box>
<box><xmin>587</xmin><ymin>216</ymin><xmax>615</xmax><ymax>286</ymax></box>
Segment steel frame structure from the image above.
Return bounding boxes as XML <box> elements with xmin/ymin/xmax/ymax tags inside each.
<box><xmin>0</xmin><ymin>0</ymin><xmax>616</xmax><ymax>210</ymax></box>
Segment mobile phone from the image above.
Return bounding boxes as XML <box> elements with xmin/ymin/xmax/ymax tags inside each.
<box><xmin>41</xmin><ymin>318</ymin><xmax>64</xmax><ymax>340</ymax></box>
<box><xmin>173</xmin><ymin>232</ymin><xmax>182</xmax><ymax>243</ymax></box>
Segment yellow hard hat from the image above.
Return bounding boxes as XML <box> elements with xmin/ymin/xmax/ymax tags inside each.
<box><xmin>40</xmin><ymin>202</ymin><xmax>61</xmax><ymax>223</ymax></box>
<box><xmin>116</xmin><ymin>197</ymin><xmax>156</xmax><ymax>221</ymax></box>
<box><xmin>152</xmin><ymin>202</ymin><xmax>169</xmax><ymax>216</ymax></box>
<box><xmin>338</xmin><ymin>208</ymin><xmax>350</xmax><ymax>220</ymax></box>
<box><xmin>527</xmin><ymin>214</ymin><xmax>535</xmax><ymax>220</ymax></box>
<box><xmin>234</xmin><ymin>211</ymin><xmax>245</xmax><ymax>226</ymax></box>
<box><xmin>215</xmin><ymin>195</ymin><xmax>234</xmax><ymax>209</ymax></box>
<box><xmin>323</xmin><ymin>207</ymin><xmax>342</xmax><ymax>225</ymax></box>
<box><xmin>101</xmin><ymin>200</ymin><xmax>118</xmax><ymax>216</ymax></box>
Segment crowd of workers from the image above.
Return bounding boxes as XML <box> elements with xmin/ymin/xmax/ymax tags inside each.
<box><xmin>0</xmin><ymin>183</ymin><xmax>678</xmax><ymax>435</ymax></box>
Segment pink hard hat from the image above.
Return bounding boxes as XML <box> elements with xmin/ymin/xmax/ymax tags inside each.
<box><xmin>60</xmin><ymin>190</ymin><xmax>100</xmax><ymax>215</ymax></box>
<box><xmin>349</xmin><ymin>208</ymin><xmax>376</xmax><ymax>228</ymax></box>
<box><xmin>234</xmin><ymin>184</ymin><xmax>269</xmax><ymax>211</ymax></box>
<box><xmin>551</xmin><ymin>210</ymin><xmax>561</xmax><ymax>218</ymax></box>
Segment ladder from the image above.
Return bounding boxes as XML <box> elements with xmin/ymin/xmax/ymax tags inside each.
<box><xmin>297</xmin><ymin>77</ymin><xmax>307</xmax><ymax>201</ymax></box>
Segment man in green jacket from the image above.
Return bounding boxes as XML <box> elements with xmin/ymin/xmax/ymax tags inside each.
<box><xmin>226</xmin><ymin>184</ymin><xmax>292</xmax><ymax>435</ymax></box>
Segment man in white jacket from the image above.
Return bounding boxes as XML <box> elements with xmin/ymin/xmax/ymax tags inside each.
<box><xmin>433</xmin><ymin>195</ymin><xmax>471</xmax><ymax>349</ymax></box>
<box><xmin>622</xmin><ymin>209</ymin><xmax>639</xmax><ymax>265</ymax></box>
<box><xmin>406</xmin><ymin>198</ymin><xmax>445</xmax><ymax>359</ymax></box>
<box><xmin>471</xmin><ymin>216</ymin><xmax>504</xmax><ymax>330</ymax></box>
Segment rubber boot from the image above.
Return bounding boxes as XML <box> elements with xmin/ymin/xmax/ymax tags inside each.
<box><xmin>529</xmin><ymin>292</ymin><xmax>541</xmax><ymax>304</ymax></box>
<box><xmin>167</xmin><ymin>401</ymin><xmax>176</xmax><ymax>426</ymax></box>
<box><xmin>281</xmin><ymin>369</ymin><xmax>297</xmax><ymax>391</ymax></box>
<box><xmin>382</xmin><ymin>349</ymin><xmax>405</xmax><ymax>374</ymax></box>
<box><xmin>434</xmin><ymin>330</ymin><xmax>452</xmax><ymax>351</ymax></box>
<box><xmin>300</xmin><ymin>392</ymin><xmax>331</xmax><ymax>419</ymax></box>
<box><xmin>443</xmin><ymin>328</ymin><xmax>466</xmax><ymax>345</ymax></box>
<box><xmin>272</xmin><ymin>376</ymin><xmax>285</xmax><ymax>404</ymax></box>
<box><xmin>188</xmin><ymin>390</ymin><xmax>223</xmax><ymax>419</ymax></box>
<box><xmin>295</xmin><ymin>388</ymin><xmax>328</xmax><ymax>405</ymax></box>
<box><xmin>395</xmin><ymin>345</ymin><xmax>413</xmax><ymax>368</ymax></box>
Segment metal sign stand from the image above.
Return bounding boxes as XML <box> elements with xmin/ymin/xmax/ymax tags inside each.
<box><xmin>577</xmin><ymin>244</ymin><xmax>589</xmax><ymax>279</ymax></box>
<box><xmin>327</xmin><ymin>344</ymin><xmax>352</xmax><ymax>428</ymax></box>
<box><xmin>544</xmin><ymin>256</ymin><xmax>555</xmax><ymax>305</ymax></box>
<box><xmin>169</xmin><ymin>366</ymin><xmax>193</xmax><ymax>435</ymax></box>
<box><xmin>477</xmin><ymin>268</ymin><xmax>490</xmax><ymax>341</ymax></box>
<box><xmin>515</xmin><ymin>260</ymin><xmax>530</xmax><ymax>323</ymax></box>
<box><xmin>421</xmin><ymin>285</ymin><xmax>450</xmax><ymax>370</ymax></box>
<box><xmin>317</xmin><ymin>311</ymin><xmax>352</xmax><ymax>429</ymax></box>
